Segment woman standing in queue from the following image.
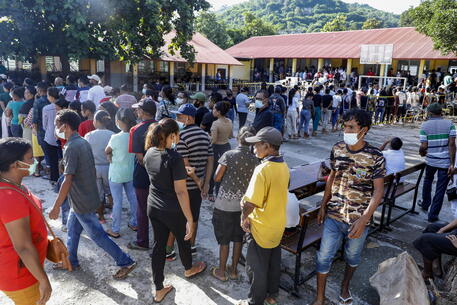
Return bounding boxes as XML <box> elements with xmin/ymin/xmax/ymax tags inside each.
<box><xmin>0</xmin><ymin>138</ymin><xmax>52</xmax><ymax>305</ymax></box>
<box><xmin>143</xmin><ymin>118</ymin><xmax>206</xmax><ymax>302</ymax></box>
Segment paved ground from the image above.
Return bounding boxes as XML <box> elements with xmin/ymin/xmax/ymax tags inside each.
<box><xmin>2</xmin><ymin>119</ymin><xmax>456</xmax><ymax>305</ymax></box>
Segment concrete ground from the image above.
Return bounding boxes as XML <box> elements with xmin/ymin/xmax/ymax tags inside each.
<box><xmin>2</xmin><ymin>119</ymin><xmax>456</xmax><ymax>305</ymax></box>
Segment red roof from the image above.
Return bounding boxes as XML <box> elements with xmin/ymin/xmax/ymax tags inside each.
<box><xmin>161</xmin><ymin>31</ymin><xmax>242</xmax><ymax>66</ymax></box>
<box><xmin>226</xmin><ymin>27</ymin><xmax>457</xmax><ymax>60</ymax></box>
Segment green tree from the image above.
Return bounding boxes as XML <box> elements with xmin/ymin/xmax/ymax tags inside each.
<box><xmin>362</xmin><ymin>18</ymin><xmax>382</xmax><ymax>29</ymax></box>
<box><xmin>226</xmin><ymin>12</ymin><xmax>277</xmax><ymax>45</ymax></box>
<box><xmin>399</xmin><ymin>7</ymin><xmax>416</xmax><ymax>27</ymax></box>
<box><xmin>408</xmin><ymin>0</ymin><xmax>457</xmax><ymax>55</ymax></box>
<box><xmin>195</xmin><ymin>11</ymin><xmax>232</xmax><ymax>49</ymax></box>
<box><xmin>322</xmin><ymin>14</ymin><xmax>348</xmax><ymax>32</ymax></box>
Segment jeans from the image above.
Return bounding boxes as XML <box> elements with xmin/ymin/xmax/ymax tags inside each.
<box><xmin>316</xmin><ymin>217</ymin><xmax>369</xmax><ymax>274</ymax></box>
<box><xmin>422</xmin><ymin>165</ymin><xmax>450</xmax><ymax>221</ymax></box>
<box><xmin>135</xmin><ymin>187</ymin><xmax>150</xmax><ymax>248</ymax></box>
<box><xmin>313</xmin><ymin>106</ymin><xmax>321</xmax><ymax>132</ymax></box>
<box><xmin>272</xmin><ymin>112</ymin><xmax>284</xmax><ymax>133</ymax></box>
<box><xmin>238</xmin><ymin>112</ymin><xmax>248</xmax><ymax>129</ymax></box>
<box><xmin>246</xmin><ymin>235</ymin><xmax>281</xmax><ymax>305</ymax></box>
<box><xmin>109</xmin><ymin>180</ymin><xmax>138</xmax><ymax>234</ymax></box>
<box><xmin>67</xmin><ymin>210</ymin><xmax>134</xmax><ymax>268</ymax></box>
<box><xmin>413</xmin><ymin>222</ymin><xmax>457</xmax><ymax>261</ymax></box>
<box><xmin>10</xmin><ymin>124</ymin><xmax>23</xmax><ymax>137</ymax></box>
<box><xmin>331</xmin><ymin>109</ymin><xmax>339</xmax><ymax>128</ymax></box>
<box><xmin>374</xmin><ymin>107</ymin><xmax>385</xmax><ymax>123</ymax></box>
<box><xmin>321</xmin><ymin>108</ymin><xmax>331</xmax><ymax>130</ymax></box>
<box><xmin>299</xmin><ymin>109</ymin><xmax>311</xmax><ymax>135</ymax></box>
<box><xmin>43</xmin><ymin>142</ymin><xmax>61</xmax><ymax>182</ymax></box>
<box><xmin>61</xmin><ymin>199</ymin><xmax>70</xmax><ymax>226</ymax></box>
<box><xmin>148</xmin><ymin>207</ymin><xmax>192</xmax><ymax>290</ymax></box>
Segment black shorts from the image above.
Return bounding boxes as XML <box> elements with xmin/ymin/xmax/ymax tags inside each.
<box><xmin>189</xmin><ymin>189</ymin><xmax>202</xmax><ymax>222</ymax></box>
<box><xmin>212</xmin><ymin>208</ymin><xmax>244</xmax><ymax>245</ymax></box>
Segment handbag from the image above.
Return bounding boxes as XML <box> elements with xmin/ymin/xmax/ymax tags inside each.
<box><xmin>447</xmin><ymin>182</ymin><xmax>457</xmax><ymax>201</ymax></box>
<box><xmin>0</xmin><ymin>186</ymin><xmax>73</xmax><ymax>271</ymax></box>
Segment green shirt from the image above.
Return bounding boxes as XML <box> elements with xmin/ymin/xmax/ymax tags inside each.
<box><xmin>107</xmin><ymin>132</ymin><xmax>135</xmax><ymax>183</ymax></box>
<box><xmin>6</xmin><ymin>100</ymin><xmax>25</xmax><ymax>124</ymax></box>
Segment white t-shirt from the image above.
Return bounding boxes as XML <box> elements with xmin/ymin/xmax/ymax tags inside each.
<box><xmin>332</xmin><ymin>95</ymin><xmax>341</xmax><ymax>108</ymax></box>
<box><xmin>286</xmin><ymin>192</ymin><xmax>300</xmax><ymax>228</ymax></box>
<box><xmin>382</xmin><ymin>149</ymin><xmax>406</xmax><ymax>176</ymax></box>
<box><xmin>87</xmin><ymin>85</ymin><xmax>106</xmax><ymax>107</ymax></box>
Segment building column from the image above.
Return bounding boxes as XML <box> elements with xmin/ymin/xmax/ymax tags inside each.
<box><xmin>269</xmin><ymin>58</ymin><xmax>274</xmax><ymax>83</ymax></box>
<box><xmin>291</xmin><ymin>58</ymin><xmax>297</xmax><ymax>76</ymax></box>
<box><xmin>379</xmin><ymin>64</ymin><xmax>385</xmax><ymax>76</ymax></box>
<box><xmin>318</xmin><ymin>58</ymin><xmax>324</xmax><ymax>72</ymax></box>
<box><xmin>133</xmin><ymin>63</ymin><xmax>138</xmax><ymax>93</ymax></box>
<box><xmin>89</xmin><ymin>59</ymin><xmax>97</xmax><ymax>75</ymax></box>
<box><xmin>346</xmin><ymin>59</ymin><xmax>352</xmax><ymax>85</ymax></box>
<box><xmin>228</xmin><ymin>65</ymin><xmax>233</xmax><ymax>89</ymax></box>
<box><xmin>418</xmin><ymin>59</ymin><xmax>426</xmax><ymax>80</ymax></box>
<box><xmin>169</xmin><ymin>61</ymin><xmax>175</xmax><ymax>87</ymax></box>
<box><xmin>201</xmin><ymin>63</ymin><xmax>206</xmax><ymax>92</ymax></box>
<box><xmin>38</xmin><ymin>56</ymin><xmax>47</xmax><ymax>81</ymax></box>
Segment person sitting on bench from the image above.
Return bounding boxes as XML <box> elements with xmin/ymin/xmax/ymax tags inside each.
<box><xmin>379</xmin><ymin>137</ymin><xmax>406</xmax><ymax>178</ymax></box>
<box><xmin>413</xmin><ymin>219</ymin><xmax>457</xmax><ymax>280</ymax></box>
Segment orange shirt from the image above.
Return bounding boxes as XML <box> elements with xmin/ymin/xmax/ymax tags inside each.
<box><xmin>0</xmin><ymin>183</ymin><xmax>48</xmax><ymax>291</ymax></box>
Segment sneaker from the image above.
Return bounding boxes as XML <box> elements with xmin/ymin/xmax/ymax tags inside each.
<box><xmin>61</xmin><ymin>225</ymin><xmax>68</xmax><ymax>232</ymax></box>
<box><xmin>191</xmin><ymin>246</ymin><xmax>197</xmax><ymax>256</ymax></box>
<box><xmin>166</xmin><ymin>250</ymin><xmax>177</xmax><ymax>262</ymax></box>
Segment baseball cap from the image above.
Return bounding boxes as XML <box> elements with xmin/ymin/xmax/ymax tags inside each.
<box><xmin>427</xmin><ymin>102</ymin><xmax>442</xmax><ymax>115</ymax></box>
<box><xmin>132</xmin><ymin>98</ymin><xmax>157</xmax><ymax>115</ymax></box>
<box><xmin>88</xmin><ymin>74</ymin><xmax>101</xmax><ymax>83</ymax></box>
<box><xmin>172</xmin><ymin>103</ymin><xmax>197</xmax><ymax>117</ymax></box>
<box><xmin>190</xmin><ymin>92</ymin><xmax>206</xmax><ymax>102</ymax></box>
<box><xmin>245</xmin><ymin>127</ymin><xmax>283</xmax><ymax>146</ymax></box>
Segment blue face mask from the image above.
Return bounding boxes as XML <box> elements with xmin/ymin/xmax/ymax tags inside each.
<box><xmin>255</xmin><ymin>99</ymin><xmax>264</xmax><ymax>109</ymax></box>
<box><xmin>177</xmin><ymin>121</ymin><xmax>185</xmax><ymax>131</ymax></box>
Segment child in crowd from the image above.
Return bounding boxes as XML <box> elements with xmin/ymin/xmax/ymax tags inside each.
<box><xmin>84</xmin><ymin>110</ymin><xmax>114</xmax><ymax>224</ymax></box>
<box><xmin>212</xmin><ymin>127</ymin><xmax>258</xmax><ymax>281</ymax></box>
<box><xmin>5</xmin><ymin>87</ymin><xmax>26</xmax><ymax>137</ymax></box>
<box><xmin>79</xmin><ymin>100</ymin><xmax>96</xmax><ymax>137</ymax></box>
<box><xmin>54</xmin><ymin>161</ymin><xmax>70</xmax><ymax>232</ymax></box>
<box><xmin>105</xmin><ymin>108</ymin><xmax>138</xmax><ymax>238</ymax></box>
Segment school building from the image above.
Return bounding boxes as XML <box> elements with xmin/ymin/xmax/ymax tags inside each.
<box><xmin>225</xmin><ymin>27</ymin><xmax>457</xmax><ymax>82</ymax></box>
<box><xmin>7</xmin><ymin>31</ymin><xmax>242</xmax><ymax>91</ymax></box>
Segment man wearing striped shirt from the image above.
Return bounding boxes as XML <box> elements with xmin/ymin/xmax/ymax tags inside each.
<box><xmin>419</xmin><ymin>103</ymin><xmax>456</xmax><ymax>222</ymax></box>
<box><xmin>166</xmin><ymin>104</ymin><xmax>213</xmax><ymax>258</ymax></box>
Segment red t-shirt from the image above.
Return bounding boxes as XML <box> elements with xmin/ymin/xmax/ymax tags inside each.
<box><xmin>0</xmin><ymin>183</ymin><xmax>48</xmax><ymax>291</ymax></box>
<box><xmin>78</xmin><ymin>119</ymin><xmax>95</xmax><ymax>137</ymax></box>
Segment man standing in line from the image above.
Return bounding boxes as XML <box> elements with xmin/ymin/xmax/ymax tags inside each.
<box><xmin>49</xmin><ymin>109</ymin><xmax>136</xmax><ymax>278</ymax></box>
<box><xmin>87</xmin><ymin>74</ymin><xmax>106</xmax><ymax>107</ymax></box>
<box><xmin>269</xmin><ymin>86</ymin><xmax>286</xmax><ymax>134</ymax></box>
<box><xmin>311</xmin><ymin>109</ymin><xmax>385</xmax><ymax>305</ymax></box>
<box><xmin>419</xmin><ymin>103</ymin><xmax>456</xmax><ymax>222</ymax></box>
<box><xmin>237</xmin><ymin>127</ymin><xmax>290</xmax><ymax>305</ymax></box>
<box><xmin>236</xmin><ymin>87</ymin><xmax>251</xmax><ymax>130</ymax></box>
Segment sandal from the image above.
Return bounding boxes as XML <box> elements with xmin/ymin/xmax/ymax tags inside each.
<box><xmin>113</xmin><ymin>261</ymin><xmax>137</xmax><ymax>280</ymax></box>
<box><xmin>210</xmin><ymin>266</ymin><xmax>228</xmax><ymax>282</ymax></box>
<box><xmin>154</xmin><ymin>285</ymin><xmax>174</xmax><ymax>303</ymax></box>
<box><xmin>127</xmin><ymin>241</ymin><xmax>149</xmax><ymax>251</ymax></box>
<box><xmin>128</xmin><ymin>224</ymin><xmax>138</xmax><ymax>232</ymax></box>
<box><xmin>106</xmin><ymin>230</ymin><xmax>121</xmax><ymax>238</ymax></box>
<box><xmin>52</xmin><ymin>262</ymin><xmax>78</xmax><ymax>272</ymax></box>
<box><xmin>228</xmin><ymin>265</ymin><xmax>240</xmax><ymax>280</ymax></box>
<box><xmin>338</xmin><ymin>291</ymin><xmax>353</xmax><ymax>305</ymax></box>
<box><xmin>184</xmin><ymin>261</ymin><xmax>207</xmax><ymax>278</ymax></box>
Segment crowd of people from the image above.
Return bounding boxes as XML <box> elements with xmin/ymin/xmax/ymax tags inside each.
<box><xmin>0</xmin><ymin>69</ymin><xmax>457</xmax><ymax>305</ymax></box>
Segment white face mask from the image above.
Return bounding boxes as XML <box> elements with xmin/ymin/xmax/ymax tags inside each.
<box><xmin>176</xmin><ymin>98</ymin><xmax>184</xmax><ymax>105</ymax></box>
<box><xmin>55</xmin><ymin>126</ymin><xmax>66</xmax><ymax>140</ymax></box>
<box><xmin>343</xmin><ymin>130</ymin><xmax>363</xmax><ymax>146</ymax></box>
<box><xmin>255</xmin><ymin>99</ymin><xmax>264</xmax><ymax>109</ymax></box>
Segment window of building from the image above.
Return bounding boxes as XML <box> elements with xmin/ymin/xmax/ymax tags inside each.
<box><xmin>159</xmin><ymin>61</ymin><xmax>169</xmax><ymax>72</ymax></box>
<box><xmin>96</xmin><ymin>60</ymin><xmax>105</xmax><ymax>72</ymax></box>
<box><xmin>46</xmin><ymin>56</ymin><xmax>62</xmax><ymax>72</ymax></box>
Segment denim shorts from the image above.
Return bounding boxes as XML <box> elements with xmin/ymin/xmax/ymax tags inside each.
<box><xmin>316</xmin><ymin>217</ymin><xmax>369</xmax><ymax>274</ymax></box>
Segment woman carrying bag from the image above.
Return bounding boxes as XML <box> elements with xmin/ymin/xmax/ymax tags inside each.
<box><xmin>0</xmin><ymin>138</ymin><xmax>53</xmax><ymax>305</ymax></box>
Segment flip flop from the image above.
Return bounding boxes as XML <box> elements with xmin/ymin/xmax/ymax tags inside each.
<box><xmin>338</xmin><ymin>291</ymin><xmax>353</xmax><ymax>305</ymax></box>
<box><xmin>185</xmin><ymin>261</ymin><xmax>207</xmax><ymax>278</ymax></box>
<box><xmin>228</xmin><ymin>265</ymin><xmax>240</xmax><ymax>280</ymax></box>
<box><xmin>106</xmin><ymin>230</ymin><xmax>121</xmax><ymax>238</ymax></box>
<box><xmin>154</xmin><ymin>285</ymin><xmax>174</xmax><ymax>303</ymax></box>
<box><xmin>128</xmin><ymin>224</ymin><xmax>138</xmax><ymax>232</ymax></box>
<box><xmin>113</xmin><ymin>261</ymin><xmax>137</xmax><ymax>280</ymax></box>
<box><xmin>210</xmin><ymin>266</ymin><xmax>228</xmax><ymax>282</ymax></box>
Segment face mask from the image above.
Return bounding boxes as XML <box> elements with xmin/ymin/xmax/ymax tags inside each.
<box><xmin>343</xmin><ymin>131</ymin><xmax>363</xmax><ymax>146</ymax></box>
<box><xmin>158</xmin><ymin>96</ymin><xmax>163</xmax><ymax>102</ymax></box>
<box><xmin>177</xmin><ymin>121</ymin><xmax>185</xmax><ymax>131</ymax></box>
<box><xmin>142</xmin><ymin>89</ymin><xmax>147</xmax><ymax>95</ymax></box>
<box><xmin>55</xmin><ymin>126</ymin><xmax>66</xmax><ymax>140</ymax></box>
<box><xmin>255</xmin><ymin>99</ymin><xmax>264</xmax><ymax>109</ymax></box>
<box><xmin>116</xmin><ymin>123</ymin><xmax>122</xmax><ymax>131</ymax></box>
<box><xmin>18</xmin><ymin>159</ymin><xmax>38</xmax><ymax>176</ymax></box>
<box><xmin>176</xmin><ymin>98</ymin><xmax>184</xmax><ymax>105</ymax></box>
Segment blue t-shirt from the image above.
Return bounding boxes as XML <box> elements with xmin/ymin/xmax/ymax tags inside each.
<box><xmin>7</xmin><ymin>100</ymin><xmax>26</xmax><ymax>124</ymax></box>
<box><xmin>108</xmin><ymin>132</ymin><xmax>135</xmax><ymax>183</ymax></box>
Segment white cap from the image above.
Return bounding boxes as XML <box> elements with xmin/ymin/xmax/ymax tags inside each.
<box><xmin>103</xmin><ymin>85</ymin><xmax>113</xmax><ymax>94</ymax></box>
<box><xmin>88</xmin><ymin>74</ymin><xmax>101</xmax><ymax>83</ymax></box>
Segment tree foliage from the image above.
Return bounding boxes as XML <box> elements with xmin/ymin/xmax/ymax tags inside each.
<box><xmin>399</xmin><ymin>7</ymin><xmax>416</xmax><ymax>27</ymax></box>
<box><xmin>195</xmin><ymin>11</ymin><xmax>233</xmax><ymax>49</ymax></box>
<box><xmin>362</xmin><ymin>18</ymin><xmax>382</xmax><ymax>30</ymax></box>
<box><xmin>407</xmin><ymin>0</ymin><xmax>457</xmax><ymax>55</ymax></box>
<box><xmin>322</xmin><ymin>15</ymin><xmax>348</xmax><ymax>32</ymax></box>
<box><xmin>0</xmin><ymin>0</ymin><xmax>210</xmax><ymax>71</ymax></box>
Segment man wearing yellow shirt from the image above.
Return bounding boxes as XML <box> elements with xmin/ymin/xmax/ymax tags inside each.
<box><xmin>238</xmin><ymin>127</ymin><xmax>290</xmax><ymax>305</ymax></box>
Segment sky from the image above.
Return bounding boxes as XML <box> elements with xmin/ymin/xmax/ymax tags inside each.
<box><xmin>208</xmin><ymin>0</ymin><xmax>422</xmax><ymax>14</ymax></box>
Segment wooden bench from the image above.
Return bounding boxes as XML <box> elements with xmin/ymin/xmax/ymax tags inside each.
<box><xmin>280</xmin><ymin>206</ymin><xmax>323</xmax><ymax>296</ymax></box>
<box><xmin>384</xmin><ymin>162</ymin><xmax>426</xmax><ymax>229</ymax></box>
<box><xmin>370</xmin><ymin>173</ymin><xmax>395</xmax><ymax>233</ymax></box>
